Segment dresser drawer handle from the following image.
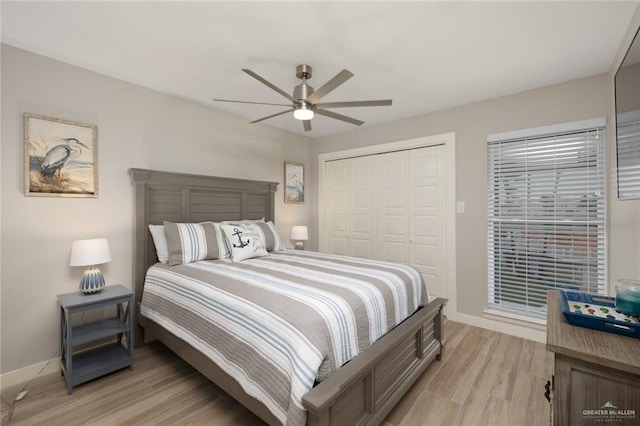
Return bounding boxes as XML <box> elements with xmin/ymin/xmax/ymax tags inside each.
<box><xmin>544</xmin><ymin>380</ymin><xmax>551</xmax><ymax>402</ymax></box>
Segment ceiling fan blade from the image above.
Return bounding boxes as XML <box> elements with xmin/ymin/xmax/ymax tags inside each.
<box><xmin>242</xmin><ymin>69</ymin><xmax>297</xmax><ymax>103</ymax></box>
<box><xmin>212</xmin><ymin>98</ymin><xmax>291</xmax><ymax>107</ymax></box>
<box><xmin>314</xmin><ymin>100</ymin><xmax>393</xmax><ymax>108</ymax></box>
<box><xmin>250</xmin><ymin>109</ymin><xmax>293</xmax><ymax>124</ymax></box>
<box><xmin>315</xmin><ymin>108</ymin><xmax>364</xmax><ymax>126</ymax></box>
<box><xmin>303</xmin><ymin>120</ymin><xmax>312</xmax><ymax>132</ymax></box>
<box><xmin>306</xmin><ymin>69</ymin><xmax>354</xmax><ymax>104</ymax></box>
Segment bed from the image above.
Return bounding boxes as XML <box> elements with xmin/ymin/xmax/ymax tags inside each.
<box><xmin>130</xmin><ymin>168</ymin><xmax>446</xmax><ymax>426</ymax></box>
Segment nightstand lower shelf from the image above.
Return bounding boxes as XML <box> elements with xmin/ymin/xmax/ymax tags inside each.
<box><xmin>64</xmin><ymin>343</ymin><xmax>132</xmax><ymax>388</ymax></box>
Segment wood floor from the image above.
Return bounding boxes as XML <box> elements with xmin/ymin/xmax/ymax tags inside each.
<box><xmin>1</xmin><ymin>320</ymin><xmax>552</xmax><ymax>425</ymax></box>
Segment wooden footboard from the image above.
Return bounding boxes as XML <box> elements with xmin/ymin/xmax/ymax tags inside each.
<box><xmin>303</xmin><ymin>297</ymin><xmax>446</xmax><ymax>426</ymax></box>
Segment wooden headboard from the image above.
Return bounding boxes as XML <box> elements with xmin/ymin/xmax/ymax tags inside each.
<box><xmin>130</xmin><ymin>168</ymin><xmax>278</xmax><ymax>344</ymax></box>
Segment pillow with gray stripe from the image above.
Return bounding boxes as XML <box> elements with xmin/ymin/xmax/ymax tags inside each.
<box><xmin>164</xmin><ymin>221</ymin><xmax>222</xmax><ymax>266</ymax></box>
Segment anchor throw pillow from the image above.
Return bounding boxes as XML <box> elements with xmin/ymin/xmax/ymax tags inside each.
<box><xmin>220</xmin><ymin>219</ymin><xmax>285</xmax><ymax>252</ymax></box>
<box><xmin>220</xmin><ymin>223</ymin><xmax>269</xmax><ymax>262</ymax></box>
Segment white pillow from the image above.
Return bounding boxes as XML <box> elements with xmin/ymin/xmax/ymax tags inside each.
<box><xmin>265</xmin><ymin>221</ymin><xmax>285</xmax><ymax>251</ymax></box>
<box><xmin>148</xmin><ymin>224</ymin><xmax>169</xmax><ymax>264</ymax></box>
<box><xmin>220</xmin><ymin>223</ymin><xmax>269</xmax><ymax>262</ymax></box>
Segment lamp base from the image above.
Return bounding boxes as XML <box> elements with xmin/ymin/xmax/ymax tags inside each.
<box><xmin>80</xmin><ymin>266</ymin><xmax>105</xmax><ymax>294</ymax></box>
<box><xmin>294</xmin><ymin>242</ymin><xmax>305</xmax><ymax>250</ymax></box>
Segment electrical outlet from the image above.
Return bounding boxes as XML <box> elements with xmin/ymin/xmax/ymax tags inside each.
<box><xmin>456</xmin><ymin>201</ymin><xmax>465</xmax><ymax>213</ymax></box>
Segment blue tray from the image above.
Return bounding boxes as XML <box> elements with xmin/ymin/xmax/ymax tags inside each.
<box><xmin>559</xmin><ymin>290</ymin><xmax>640</xmax><ymax>339</ymax></box>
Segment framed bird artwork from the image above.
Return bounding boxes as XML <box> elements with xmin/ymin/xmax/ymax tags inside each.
<box><xmin>24</xmin><ymin>113</ymin><xmax>98</xmax><ymax>197</ymax></box>
<box><xmin>284</xmin><ymin>161</ymin><xmax>304</xmax><ymax>204</ymax></box>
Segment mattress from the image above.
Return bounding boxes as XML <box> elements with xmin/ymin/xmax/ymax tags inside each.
<box><xmin>140</xmin><ymin>250</ymin><xmax>428</xmax><ymax>426</ymax></box>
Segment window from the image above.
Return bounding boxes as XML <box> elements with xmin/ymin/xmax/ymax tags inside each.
<box><xmin>487</xmin><ymin>120</ymin><xmax>605</xmax><ymax>318</ymax></box>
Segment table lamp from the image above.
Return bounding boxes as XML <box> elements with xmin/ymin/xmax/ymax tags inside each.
<box><xmin>291</xmin><ymin>226</ymin><xmax>308</xmax><ymax>250</ymax></box>
<box><xmin>70</xmin><ymin>238</ymin><xmax>112</xmax><ymax>294</ymax></box>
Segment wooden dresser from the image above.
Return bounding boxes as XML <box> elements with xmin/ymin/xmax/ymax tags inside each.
<box><xmin>546</xmin><ymin>290</ymin><xmax>640</xmax><ymax>425</ymax></box>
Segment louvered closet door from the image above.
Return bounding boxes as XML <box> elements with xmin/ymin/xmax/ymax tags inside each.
<box><xmin>409</xmin><ymin>145</ymin><xmax>447</xmax><ymax>298</ymax></box>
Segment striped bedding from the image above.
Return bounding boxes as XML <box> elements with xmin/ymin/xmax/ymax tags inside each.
<box><xmin>140</xmin><ymin>250</ymin><xmax>428</xmax><ymax>426</ymax></box>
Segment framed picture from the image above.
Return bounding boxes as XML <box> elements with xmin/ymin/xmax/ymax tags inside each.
<box><xmin>284</xmin><ymin>162</ymin><xmax>304</xmax><ymax>203</ymax></box>
<box><xmin>24</xmin><ymin>113</ymin><xmax>98</xmax><ymax>197</ymax></box>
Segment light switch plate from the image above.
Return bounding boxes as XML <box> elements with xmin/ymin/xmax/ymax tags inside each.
<box><xmin>456</xmin><ymin>201</ymin><xmax>465</xmax><ymax>213</ymax></box>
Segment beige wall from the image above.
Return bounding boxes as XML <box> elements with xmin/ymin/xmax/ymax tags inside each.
<box><xmin>608</xmin><ymin>4</ymin><xmax>640</xmax><ymax>282</ymax></box>
<box><xmin>0</xmin><ymin>45</ymin><xmax>313</xmax><ymax>375</ymax></box>
<box><xmin>312</xmin><ymin>73</ymin><xmax>614</xmax><ymax>319</ymax></box>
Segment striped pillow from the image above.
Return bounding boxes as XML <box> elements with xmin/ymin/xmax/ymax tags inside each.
<box><xmin>164</xmin><ymin>221</ymin><xmax>223</xmax><ymax>266</ymax></box>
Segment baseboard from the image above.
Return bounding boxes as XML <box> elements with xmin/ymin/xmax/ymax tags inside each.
<box><xmin>0</xmin><ymin>356</ymin><xmax>60</xmax><ymax>391</ymax></box>
<box><xmin>446</xmin><ymin>310</ymin><xmax>546</xmax><ymax>344</ymax></box>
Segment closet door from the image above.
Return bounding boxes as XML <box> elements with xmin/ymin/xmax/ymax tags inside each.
<box><xmin>325</xmin><ymin>159</ymin><xmax>351</xmax><ymax>256</ymax></box>
<box><xmin>350</xmin><ymin>156</ymin><xmax>378</xmax><ymax>259</ymax></box>
<box><xmin>325</xmin><ymin>156</ymin><xmax>377</xmax><ymax>258</ymax></box>
<box><xmin>377</xmin><ymin>151</ymin><xmax>409</xmax><ymax>264</ymax></box>
<box><xmin>409</xmin><ymin>145</ymin><xmax>447</xmax><ymax>298</ymax></box>
<box><xmin>323</xmin><ymin>144</ymin><xmax>447</xmax><ymax>299</ymax></box>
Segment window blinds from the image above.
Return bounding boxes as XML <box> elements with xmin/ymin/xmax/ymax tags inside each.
<box><xmin>617</xmin><ymin>117</ymin><xmax>640</xmax><ymax>199</ymax></box>
<box><xmin>487</xmin><ymin>127</ymin><xmax>605</xmax><ymax>318</ymax></box>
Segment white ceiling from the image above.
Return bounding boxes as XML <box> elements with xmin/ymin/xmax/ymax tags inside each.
<box><xmin>2</xmin><ymin>1</ymin><xmax>638</xmax><ymax>138</ymax></box>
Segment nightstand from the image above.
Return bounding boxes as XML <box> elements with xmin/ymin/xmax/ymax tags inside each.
<box><xmin>58</xmin><ymin>284</ymin><xmax>134</xmax><ymax>394</ymax></box>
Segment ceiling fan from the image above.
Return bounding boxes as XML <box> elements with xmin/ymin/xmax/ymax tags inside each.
<box><xmin>213</xmin><ymin>64</ymin><xmax>392</xmax><ymax>132</ymax></box>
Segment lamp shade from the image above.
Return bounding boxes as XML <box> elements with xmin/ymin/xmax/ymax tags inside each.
<box><xmin>291</xmin><ymin>226</ymin><xmax>309</xmax><ymax>241</ymax></box>
<box><xmin>70</xmin><ymin>238</ymin><xmax>112</xmax><ymax>267</ymax></box>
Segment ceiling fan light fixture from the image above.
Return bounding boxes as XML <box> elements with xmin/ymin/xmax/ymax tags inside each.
<box><xmin>214</xmin><ymin>65</ymin><xmax>392</xmax><ymax>131</ymax></box>
<box><xmin>293</xmin><ymin>104</ymin><xmax>314</xmax><ymax>121</ymax></box>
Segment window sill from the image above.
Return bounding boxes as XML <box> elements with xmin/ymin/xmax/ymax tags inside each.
<box><xmin>483</xmin><ymin>308</ymin><xmax>547</xmax><ymax>330</ymax></box>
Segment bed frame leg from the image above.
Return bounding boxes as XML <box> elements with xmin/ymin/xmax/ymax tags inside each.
<box><xmin>434</xmin><ymin>304</ymin><xmax>445</xmax><ymax>361</ymax></box>
<box><xmin>134</xmin><ymin>323</ymin><xmax>146</xmax><ymax>348</ymax></box>
<box><xmin>134</xmin><ymin>301</ymin><xmax>146</xmax><ymax>347</ymax></box>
